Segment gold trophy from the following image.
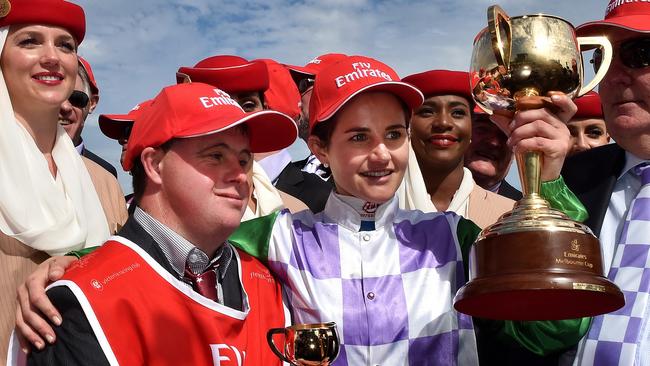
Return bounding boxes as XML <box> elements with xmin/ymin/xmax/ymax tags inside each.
<box><xmin>267</xmin><ymin>322</ymin><xmax>340</xmax><ymax>365</ymax></box>
<box><xmin>453</xmin><ymin>5</ymin><xmax>624</xmax><ymax>320</ymax></box>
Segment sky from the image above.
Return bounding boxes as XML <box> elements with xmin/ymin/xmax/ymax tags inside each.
<box><xmin>74</xmin><ymin>0</ymin><xmax>608</xmax><ymax>193</ymax></box>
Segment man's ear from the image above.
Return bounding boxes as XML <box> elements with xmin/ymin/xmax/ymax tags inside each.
<box><xmin>88</xmin><ymin>95</ymin><xmax>100</xmax><ymax>114</ymax></box>
<box><xmin>140</xmin><ymin>146</ymin><xmax>166</xmax><ymax>186</ymax></box>
<box><xmin>307</xmin><ymin>135</ymin><xmax>329</xmax><ymax>166</ymax></box>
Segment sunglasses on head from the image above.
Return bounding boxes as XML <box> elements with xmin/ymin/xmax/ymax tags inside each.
<box><xmin>68</xmin><ymin>90</ymin><xmax>90</xmax><ymax>109</ymax></box>
<box><xmin>592</xmin><ymin>37</ymin><xmax>650</xmax><ymax>73</ymax></box>
<box><xmin>298</xmin><ymin>78</ymin><xmax>315</xmax><ymax>95</ymax></box>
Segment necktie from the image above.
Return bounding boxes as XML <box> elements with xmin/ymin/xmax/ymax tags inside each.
<box><xmin>582</xmin><ymin>163</ymin><xmax>650</xmax><ymax>366</ymax></box>
<box><xmin>184</xmin><ymin>250</ymin><xmax>219</xmax><ymax>302</ymax></box>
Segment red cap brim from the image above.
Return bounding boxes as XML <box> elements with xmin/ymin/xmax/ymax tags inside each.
<box><xmin>286</xmin><ymin>64</ymin><xmax>315</xmax><ymax>77</ymax></box>
<box><xmin>98</xmin><ymin>114</ymin><xmax>133</xmax><ymax>140</ymax></box>
<box><xmin>314</xmin><ymin>81</ymin><xmax>424</xmax><ymax>125</ymax></box>
<box><xmin>577</xmin><ymin>16</ymin><xmax>650</xmax><ymax>36</ymax></box>
<box><xmin>178</xmin><ymin>110</ymin><xmax>297</xmax><ymax>154</ymax></box>
<box><xmin>176</xmin><ymin>62</ymin><xmax>269</xmax><ymax>93</ymax></box>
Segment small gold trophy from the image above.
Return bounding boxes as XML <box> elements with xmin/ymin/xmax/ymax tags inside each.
<box><xmin>267</xmin><ymin>322</ymin><xmax>340</xmax><ymax>366</ymax></box>
<box><xmin>453</xmin><ymin>5</ymin><xmax>624</xmax><ymax>320</ymax></box>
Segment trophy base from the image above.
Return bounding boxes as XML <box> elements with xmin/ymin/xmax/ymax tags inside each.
<box><xmin>454</xmin><ymin>271</ymin><xmax>623</xmax><ymax>320</ymax></box>
<box><xmin>453</xmin><ymin>198</ymin><xmax>624</xmax><ymax>320</ymax></box>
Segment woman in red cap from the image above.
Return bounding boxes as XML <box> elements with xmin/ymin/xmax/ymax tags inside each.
<box><xmin>0</xmin><ymin>0</ymin><xmax>126</xmax><ymax>359</ymax></box>
<box><xmin>229</xmin><ymin>56</ymin><xmax>590</xmax><ymax>365</ymax></box>
<box><xmin>398</xmin><ymin>70</ymin><xmax>517</xmax><ymax>229</ymax></box>
<box><xmin>568</xmin><ymin>91</ymin><xmax>610</xmax><ymax>157</ymax></box>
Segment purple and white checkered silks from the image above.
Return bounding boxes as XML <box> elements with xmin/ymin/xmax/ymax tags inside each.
<box><xmin>578</xmin><ymin>163</ymin><xmax>650</xmax><ymax>366</ymax></box>
<box><xmin>266</xmin><ymin>195</ymin><xmax>479</xmax><ymax>366</ymax></box>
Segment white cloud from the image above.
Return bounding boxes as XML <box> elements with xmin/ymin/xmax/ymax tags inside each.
<box><xmin>75</xmin><ymin>0</ymin><xmax>607</xmax><ymax>191</ymax></box>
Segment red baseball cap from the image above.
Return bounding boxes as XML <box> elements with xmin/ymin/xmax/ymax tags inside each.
<box><xmin>176</xmin><ymin>55</ymin><xmax>269</xmax><ymax>94</ymax></box>
<box><xmin>122</xmin><ymin>83</ymin><xmax>297</xmax><ymax>171</ymax></box>
<box><xmin>402</xmin><ymin>70</ymin><xmax>472</xmax><ymax>102</ymax></box>
<box><xmin>573</xmin><ymin>91</ymin><xmax>603</xmax><ymax>119</ymax></box>
<box><xmin>99</xmin><ymin>99</ymin><xmax>153</xmax><ymax>141</ymax></box>
<box><xmin>254</xmin><ymin>59</ymin><xmax>301</xmax><ymax>120</ymax></box>
<box><xmin>308</xmin><ymin>55</ymin><xmax>423</xmax><ymax>131</ymax></box>
<box><xmin>0</xmin><ymin>0</ymin><xmax>85</xmax><ymax>44</ymax></box>
<box><xmin>286</xmin><ymin>53</ymin><xmax>349</xmax><ymax>79</ymax></box>
<box><xmin>78</xmin><ymin>56</ymin><xmax>98</xmax><ymax>95</ymax></box>
<box><xmin>577</xmin><ymin>0</ymin><xmax>650</xmax><ymax>36</ymax></box>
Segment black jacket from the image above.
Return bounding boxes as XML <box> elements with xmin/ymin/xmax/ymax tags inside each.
<box><xmin>561</xmin><ymin>143</ymin><xmax>626</xmax><ymax>236</ymax></box>
<box><xmin>275</xmin><ymin>162</ymin><xmax>333</xmax><ymax>213</ymax></box>
<box><xmin>497</xmin><ymin>179</ymin><xmax>523</xmax><ymax>201</ymax></box>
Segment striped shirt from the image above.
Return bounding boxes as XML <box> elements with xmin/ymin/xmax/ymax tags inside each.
<box><xmin>133</xmin><ymin>207</ymin><xmax>234</xmax><ymax>305</ymax></box>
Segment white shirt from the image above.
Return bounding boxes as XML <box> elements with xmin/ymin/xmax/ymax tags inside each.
<box><xmin>599</xmin><ymin>152</ymin><xmax>647</xmax><ymax>274</ymax></box>
<box><xmin>257</xmin><ymin>149</ymin><xmax>292</xmax><ymax>184</ymax></box>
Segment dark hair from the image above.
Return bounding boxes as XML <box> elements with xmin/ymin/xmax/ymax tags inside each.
<box><xmin>130</xmin><ymin>139</ymin><xmax>176</xmax><ymax>206</ymax></box>
<box><xmin>310</xmin><ymin>93</ymin><xmax>411</xmax><ymax>147</ymax></box>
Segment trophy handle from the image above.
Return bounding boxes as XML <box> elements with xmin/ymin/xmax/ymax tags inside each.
<box><xmin>577</xmin><ymin>36</ymin><xmax>613</xmax><ymax>96</ymax></box>
<box><xmin>488</xmin><ymin>5</ymin><xmax>511</xmax><ymax>69</ymax></box>
<box><xmin>266</xmin><ymin>328</ymin><xmax>292</xmax><ymax>363</ymax></box>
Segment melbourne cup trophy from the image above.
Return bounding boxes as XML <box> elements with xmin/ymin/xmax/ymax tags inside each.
<box><xmin>267</xmin><ymin>322</ymin><xmax>340</xmax><ymax>366</ymax></box>
<box><xmin>453</xmin><ymin>5</ymin><xmax>625</xmax><ymax>320</ymax></box>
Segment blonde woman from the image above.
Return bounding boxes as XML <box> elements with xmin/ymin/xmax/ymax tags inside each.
<box><xmin>0</xmin><ymin>1</ymin><xmax>126</xmax><ymax>359</ymax></box>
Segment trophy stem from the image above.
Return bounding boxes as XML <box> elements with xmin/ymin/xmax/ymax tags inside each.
<box><xmin>516</xmin><ymin>151</ymin><xmax>542</xmax><ymax>198</ymax></box>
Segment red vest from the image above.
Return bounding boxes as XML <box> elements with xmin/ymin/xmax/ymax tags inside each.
<box><xmin>54</xmin><ymin>237</ymin><xmax>285</xmax><ymax>366</ymax></box>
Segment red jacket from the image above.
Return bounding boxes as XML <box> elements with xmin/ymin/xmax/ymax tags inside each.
<box><xmin>53</xmin><ymin>237</ymin><xmax>285</xmax><ymax>366</ymax></box>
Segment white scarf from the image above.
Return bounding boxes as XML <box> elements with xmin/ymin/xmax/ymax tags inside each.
<box><xmin>0</xmin><ymin>27</ymin><xmax>109</xmax><ymax>255</ymax></box>
<box><xmin>241</xmin><ymin>161</ymin><xmax>284</xmax><ymax>221</ymax></box>
<box><xmin>397</xmin><ymin>144</ymin><xmax>474</xmax><ymax>216</ymax></box>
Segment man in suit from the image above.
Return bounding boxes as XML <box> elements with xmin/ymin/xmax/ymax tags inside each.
<box><xmin>59</xmin><ymin>57</ymin><xmax>118</xmax><ymax>177</ymax></box>
<box><xmin>26</xmin><ymin>84</ymin><xmax>296</xmax><ymax>365</ymax></box>
<box><xmin>562</xmin><ymin>2</ymin><xmax>650</xmax><ymax>365</ymax></box>
<box><xmin>465</xmin><ymin>107</ymin><xmax>522</xmax><ymax>200</ymax></box>
<box><xmin>287</xmin><ymin>53</ymin><xmax>348</xmax><ymax>181</ymax></box>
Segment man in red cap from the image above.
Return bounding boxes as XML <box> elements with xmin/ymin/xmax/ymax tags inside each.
<box><xmin>567</xmin><ymin>91</ymin><xmax>610</xmax><ymax>157</ymax></box>
<box><xmin>26</xmin><ymin>83</ymin><xmax>297</xmax><ymax>365</ymax></box>
<box><xmin>59</xmin><ymin>57</ymin><xmax>118</xmax><ymax>177</ymax></box>
<box><xmin>561</xmin><ymin>1</ymin><xmax>650</xmax><ymax>365</ymax></box>
<box><xmin>178</xmin><ymin>55</ymin><xmax>332</xmax><ymax>213</ymax></box>
<box><xmin>286</xmin><ymin>53</ymin><xmax>348</xmax><ymax>178</ymax></box>
<box><xmin>98</xmin><ymin>100</ymin><xmax>154</xmax><ymax>211</ymax></box>
<box><xmin>99</xmin><ymin>99</ymin><xmax>153</xmax><ymax>169</ymax></box>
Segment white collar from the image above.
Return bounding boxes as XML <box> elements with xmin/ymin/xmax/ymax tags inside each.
<box><xmin>323</xmin><ymin>193</ymin><xmax>398</xmax><ymax>232</ymax></box>
<box><xmin>620</xmin><ymin>151</ymin><xmax>649</xmax><ymax>179</ymax></box>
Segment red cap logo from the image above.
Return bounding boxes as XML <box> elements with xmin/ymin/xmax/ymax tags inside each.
<box><xmin>308</xmin><ymin>55</ymin><xmax>423</xmax><ymax>131</ymax></box>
